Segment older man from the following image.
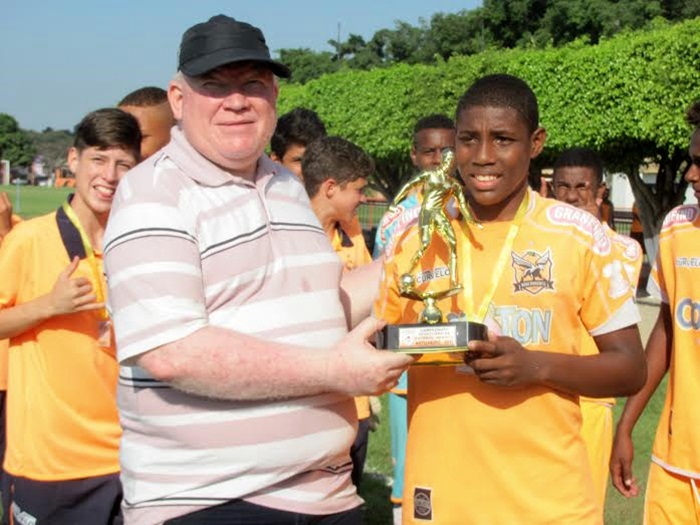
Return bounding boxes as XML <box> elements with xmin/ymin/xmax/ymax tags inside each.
<box><xmin>103</xmin><ymin>15</ymin><xmax>412</xmax><ymax>525</ymax></box>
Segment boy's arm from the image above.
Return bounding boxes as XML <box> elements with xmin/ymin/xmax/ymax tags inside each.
<box><xmin>610</xmin><ymin>304</ymin><xmax>672</xmax><ymax>497</ymax></box>
<box><xmin>0</xmin><ymin>256</ymin><xmax>103</xmax><ymax>339</ymax></box>
<box><xmin>466</xmin><ymin>322</ymin><xmax>646</xmax><ymax>397</ymax></box>
<box><xmin>340</xmin><ymin>256</ymin><xmax>384</xmax><ymax>329</ymax></box>
<box><xmin>0</xmin><ymin>193</ymin><xmax>12</xmax><ymax>239</ymax></box>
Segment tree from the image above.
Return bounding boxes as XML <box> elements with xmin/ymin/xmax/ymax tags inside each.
<box><xmin>0</xmin><ymin>114</ymin><xmax>36</xmax><ymax>167</ymax></box>
<box><xmin>26</xmin><ymin>128</ymin><xmax>74</xmax><ymax>173</ymax></box>
<box><xmin>277</xmin><ymin>48</ymin><xmax>338</xmax><ymax>84</ymax></box>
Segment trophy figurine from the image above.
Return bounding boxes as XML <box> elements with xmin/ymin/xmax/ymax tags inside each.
<box><xmin>376</xmin><ymin>148</ymin><xmax>487</xmax><ymax>360</ymax></box>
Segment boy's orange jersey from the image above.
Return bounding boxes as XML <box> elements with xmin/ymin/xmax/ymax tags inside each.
<box><xmin>374</xmin><ymin>191</ymin><xmax>639</xmax><ymax>524</ymax></box>
<box><xmin>0</xmin><ymin>210</ymin><xmax>120</xmax><ymax>481</ymax></box>
<box><xmin>647</xmin><ymin>204</ymin><xmax>700</xmax><ymax>478</ymax></box>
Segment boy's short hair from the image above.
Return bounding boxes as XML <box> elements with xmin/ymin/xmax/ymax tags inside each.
<box><xmin>73</xmin><ymin>108</ymin><xmax>142</xmax><ymax>159</ymax></box>
<box><xmin>413</xmin><ymin>114</ymin><xmax>454</xmax><ymax>140</ymax></box>
<box><xmin>686</xmin><ymin>100</ymin><xmax>700</xmax><ymax>131</ymax></box>
<box><xmin>118</xmin><ymin>86</ymin><xmax>168</xmax><ymax>108</ymax></box>
<box><xmin>271</xmin><ymin>108</ymin><xmax>327</xmax><ymax>158</ymax></box>
<box><xmin>456</xmin><ymin>74</ymin><xmax>539</xmax><ymax>133</ymax></box>
<box><xmin>302</xmin><ymin>136</ymin><xmax>374</xmax><ymax>198</ymax></box>
<box><xmin>553</xmin><ymin>148</ymin><xmax>604</xmax><ymax>185</ymax></box>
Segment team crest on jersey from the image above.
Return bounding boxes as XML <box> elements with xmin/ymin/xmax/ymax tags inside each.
<box><xmin>511</xmin><ymin>249</ymin><xmax>554</xmax><ymax>295</ymax></box>
<box><xmin>413</xmin><ymin>487</ymin><xmax>433</xmax><ymax>521</ymax></box>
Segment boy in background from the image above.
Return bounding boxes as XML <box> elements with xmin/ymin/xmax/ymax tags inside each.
<box><xmin>118</xmin><ymin>86</ymin><xmax>174</xmax><ymax>160</ymax></box>
<box><xmin>552</xmin><ymin>147</ymin><xmax>642</xmax><ymax>511</ymax></box>
<box><xmin>271</xmin><ymin>107</ymin><xmax>326</xmax><ymax>180</ymax></box>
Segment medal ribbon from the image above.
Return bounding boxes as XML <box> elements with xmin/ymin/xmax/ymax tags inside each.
<box><xmin>61</xmin><ymin>201</ymin><xmax>108</xmax><ymax>320</ymax></box>
<box><xmin>460</xmin><ymin>189</ymin><xmax>530</xmax><ymax>323</ymax></box>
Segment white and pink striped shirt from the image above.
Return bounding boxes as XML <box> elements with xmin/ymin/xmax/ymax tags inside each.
<box><xmin>104</xmin><ymin>128</ymin><xmax>360</xmax><ymax>524</ymax></box>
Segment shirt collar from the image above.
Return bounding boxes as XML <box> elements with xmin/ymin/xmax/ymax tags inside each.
<box><xmin>55</xmin><ymin>195</ymin><xmax>86</xmax><ymax>260</ymax></box>
<box><xmin>163</xmin><ymin>126</ymin><xmax>281</xmax><ymax>188</ymax></box>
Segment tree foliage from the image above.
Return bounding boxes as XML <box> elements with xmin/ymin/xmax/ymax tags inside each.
<box><xmin>275</xmin><ymin>1</ymin><xmax>700</xmax><ymax>84</ymax></box>
<box><xmin>26</xmin><ymin>128</ymin><xmax>74</xmax><ymax>172</ymax></box>
<box><xmin>0</xmin><ymin>114</ymin><xmax>36</xmax><ymax>167</ymax></box>
<box><xmin>278</xmin><ymin>19</ymin><xmax>700</xmax><ymax>248</ymax></box>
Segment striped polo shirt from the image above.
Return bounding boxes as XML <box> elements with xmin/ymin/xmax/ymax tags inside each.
<box><xmin>104</xmin><ymin>128</ymin><xmax>360</xmax><ymax>524</ymax></box>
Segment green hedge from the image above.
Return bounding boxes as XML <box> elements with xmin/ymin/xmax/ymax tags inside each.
<box><xmin>279</xmin><ymin>18</ymin><xmax>700</xmax><ymax>191</ymax></box>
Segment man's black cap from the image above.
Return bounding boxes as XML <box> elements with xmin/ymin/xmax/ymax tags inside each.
<box><xmin>178</xmin><ymin>15</ymin><xmax>291</xmax><ymax>78</ymax></box>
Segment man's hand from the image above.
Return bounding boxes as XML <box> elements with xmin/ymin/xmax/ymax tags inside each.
<box><xmin>329</xmin><ymin>317</ymin><xmax>415</xmax><ymax>396</ymax></box>
<box><xmin>464</xmin><ymin>331</ymin><xmax>543</xmax><ymax>387</ymax></box>
<box><xmin>610</xmin><ymin>428</ymin><xmax>640</xmax><ymax>498</ymax></box>
<box><xmin>0</xmin><ymin>192</ymin><xmax>13</xmax><ymax>238</ymax></box>
<box><xmin>48</xmin><ymin>256</ymin><xmax>104</xmax><ymax>315</ymax></box>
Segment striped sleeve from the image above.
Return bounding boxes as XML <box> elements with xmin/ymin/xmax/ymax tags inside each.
<box><xmin>104</xmin><ymin>169</ymin><xmax>207</xmax><ymax>363</ymax></box>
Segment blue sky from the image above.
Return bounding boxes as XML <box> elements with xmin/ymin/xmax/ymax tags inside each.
<box><xmin>1</xmin><ymin>0</ymin><xmax>480</xmax><ymax>131</ymax></box>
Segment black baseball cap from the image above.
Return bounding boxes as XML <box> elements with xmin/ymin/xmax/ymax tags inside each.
<box><xmin>178</xmin><ymin>15</ymin><xmax>291</xmax><ymax>78</ymax></box>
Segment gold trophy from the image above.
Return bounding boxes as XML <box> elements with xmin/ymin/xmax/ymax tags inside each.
<box><xmin>376</xmin><ymin>148</ymin><xmax>487</xmax><ymax>360</ymax></box>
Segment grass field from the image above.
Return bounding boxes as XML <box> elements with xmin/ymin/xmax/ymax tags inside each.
<box><xmin>1</xmin><ymin>184</ymin><xmax>73</xmax><ymax>219</ymax></box>
<box><xmin>6</xmin><ymin>186</ymin><xmax>664</xmax><ymax>524</ymax></box>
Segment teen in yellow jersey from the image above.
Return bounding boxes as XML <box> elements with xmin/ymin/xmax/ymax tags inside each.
<box><xmin>611</xmin><ymin>100</ymin><xmax>700</xmax><ymax>524</ymax></box>
<box><xmin>552</xmin><ymin>147</ymin><xmax>643</xmax><ymax>512</ymax></box>
<box><xmin>374</xmin><ymin>74</ymin><xmax>646</xmax><ymax>524</ymax></box>
<box><xmin>0</xmin><ymin>109</ymin><xmax>140</xmax><ymax>525</ymax></box>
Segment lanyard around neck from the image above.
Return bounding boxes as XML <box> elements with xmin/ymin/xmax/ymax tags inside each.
<box><xmin>61</xmin><ymin>201</ymin><xmax>108</xmax><ymax>320</ymax></box>
<box><xmin>460</xmin><ymin>190</ymin><xmax>530</xmax><ymax>322</ymax></box>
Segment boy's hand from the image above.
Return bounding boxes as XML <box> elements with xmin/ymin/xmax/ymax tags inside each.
<box><xmin>465</xmin><ymin>331</ymin><xmax>542</xmax><ymax>387</ymax></box>
<box><xmin>48</xmin><ymin>256</ymin><xmax>104</xmax><ymax>315</ymax></box>
<box><xmin>610</xmin><ymin>429</ymin><xmax>640</xmax><ymax>498</ymax></box>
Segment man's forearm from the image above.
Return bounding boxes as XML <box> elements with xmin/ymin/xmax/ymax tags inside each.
<box><xmin>137</xmin><ymin>325</ymin><xmax>336</xmax><ymax>401</ymax></box>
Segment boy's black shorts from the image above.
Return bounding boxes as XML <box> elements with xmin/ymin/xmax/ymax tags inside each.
<box><xmin>2</xmin><ymin>471</ymin><xmax>122</xmax><ymax>525</ymax></box>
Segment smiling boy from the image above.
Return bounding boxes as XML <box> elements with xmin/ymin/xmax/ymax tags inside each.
<box><xmin>374</xmin><ymin>74</ymin><xmax>646</xmax><ymax>523</ymax></box>
<box><xmin>0</xmin><ymin>108</ymin><xmax>140</xmax><ymax>524</ymax></box>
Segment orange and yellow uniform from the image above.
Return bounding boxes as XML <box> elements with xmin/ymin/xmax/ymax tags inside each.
<box><xmin>579</xmin><ymin>223</ymin><xmax>643</xmax><ymax>508</ymax></box>
<box><xmin>332</xmin><ymin>217</ymin><xmax>372</xmax><ymax>420</ymax></box>
<box><xmin>0</xmin><ymin>207</ymin><xmax>120</xmax><ymax>481</ymax></box>
<box><xmin>374</xmin><ymin>191</ymin><xmax>639</xmax><ymax>524</ymax></box>
<box><xmin>644</xmin><ymin>204</ymin><xmax>700</xmax><ymax>524</ymax></box>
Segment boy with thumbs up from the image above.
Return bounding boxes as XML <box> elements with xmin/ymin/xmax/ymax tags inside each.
<box><xmin>0</xmin><ymin>108</ymin><xmax>140</xmax><ymax>525</ymax></box>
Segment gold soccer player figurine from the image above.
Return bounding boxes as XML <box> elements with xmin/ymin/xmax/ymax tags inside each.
<box><xmin>390</xmin><ymin>148</ymin><xmax>476</xmax><ymax>291</ymax></box>
<box><xmin>375</xmin><ymin>148</ymin><xmax>486</xmax><ymax>360</ymax></box>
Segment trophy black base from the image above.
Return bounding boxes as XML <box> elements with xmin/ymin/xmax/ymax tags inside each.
<box><xmin>376</xmin><ymin>321</ymin><xmax>487</xmax><ymax>354</ymax></box>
